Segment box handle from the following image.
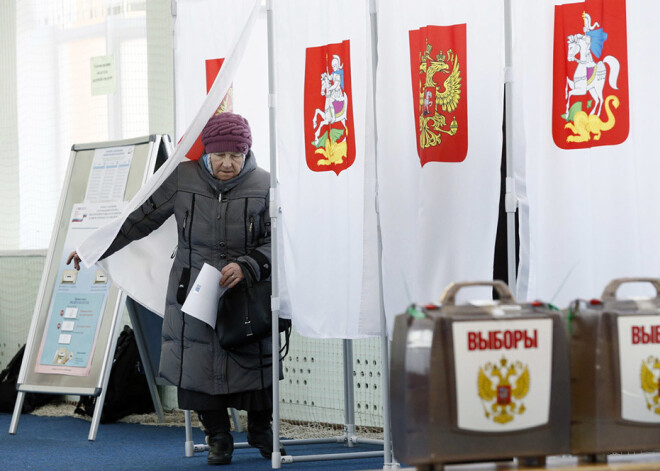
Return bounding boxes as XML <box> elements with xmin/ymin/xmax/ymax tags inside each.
<box><xmin>601</xmin><ymin>277</ymin><xmax>660</xmax><ymax>301</ymax></box>
<box><xmin>440</xmin><ymin>280</ymin><xmax>515</xmax><ymax>306</ymax></box>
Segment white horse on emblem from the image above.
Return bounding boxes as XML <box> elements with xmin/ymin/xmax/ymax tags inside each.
<box><xmin>312</xmin><ymin>72</ymin><xmax>348</xmax><ymax>146</ymax></box>
<box><xmin>565</xmin><ymin>34</ymin><xmax>620</xmax><ymax>117</ymax></box>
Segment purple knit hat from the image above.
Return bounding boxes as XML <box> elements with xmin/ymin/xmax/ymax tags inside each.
<box><xmin>201</xmin><ymin>112</ymin><xmax>252</xmax><ymax>155</ymax></box>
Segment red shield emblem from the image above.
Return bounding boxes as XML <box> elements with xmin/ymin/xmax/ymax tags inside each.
<box><xmin>185</xmin><ymin>58</ymin><xmax>234</xmax><ymax>160</ymax></box>
<box><xmin>423</xmin><ymin>87</ymin><xmax>437</xmax><ymax>117</ymax></box>
<box><xmin>303</xmin><ymin>40</ymin><xmax>355</xmax><ymax>175</ymax></box>
<box><xmin>552</xmin><ymin>0</ymin><xmax>629</xmax><ymax>149</ymax></box>
<box><xmin>497</xmin><ymin>385</ymin><xmax>511</xmax><ymax>405</ymax></box>
<box><xmin>409</xmin><ymin>24</ymin><xmax>468</xmax><ymax>166</ymax></box>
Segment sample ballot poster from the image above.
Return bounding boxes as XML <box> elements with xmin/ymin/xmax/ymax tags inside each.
<box><xmin>85</xmin><ymin>145</ymin><xmax>134</xmax><ymax>203</ymax></box>
<box><xmin>35</xmin><ymin>202</ymin><xmax>126</xmax><ymax>376</ymax></box>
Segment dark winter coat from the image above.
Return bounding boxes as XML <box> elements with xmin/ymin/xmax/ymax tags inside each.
<box><xmin>102</xmin><ymin>152</ymin><xmax>274</xmax><ymax>395</ymax></box>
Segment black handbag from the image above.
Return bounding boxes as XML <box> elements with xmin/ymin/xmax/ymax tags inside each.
<box><xmin>217</xmin><ymin>278</ymin><xmax>291</xmax><ymax>349</ymax></box>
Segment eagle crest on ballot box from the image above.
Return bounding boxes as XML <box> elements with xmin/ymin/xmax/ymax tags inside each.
<box><xmin>641</xmin><ymin>356</ymin><xmax>660</xmax><ymax>415</ymax></box>
<box><xmin>478</xmin><ymin>357</ymin><xmax>530</xmax><ymax>424</ymax></box>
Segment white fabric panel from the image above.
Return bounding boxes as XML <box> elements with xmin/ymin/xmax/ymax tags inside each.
<box><xmin>174</xmin><ymin>0</ymin><xmax>270</xmax><ymax>169</ymax></box>
<box><xmin>513</xmin><ymin>0</ymin><xmax>660</xmax><ymax>306</ymax></box>
<box><xmin>377</xmin><ymin>0</ymin><xmax>505</xmax><ymax>333</ymax></box>
<box><xmin>273</xmin><ymin>0</ymin><xmax>381</xmax><ymax>338</ymax></box>
<box><xmin>76</xmin><ymin>0</ymin><xmax>261</xmax><ymax>315</ymax></box>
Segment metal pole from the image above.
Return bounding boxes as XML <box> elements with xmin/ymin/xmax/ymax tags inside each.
<box><xmin>342</xmin><ymin>339</ymin><xmax>356</xmax><ymax>447</ymax></box>
<box><xmin>184</xmin><ymin>410</ymin><xmax>195</xmax><ymax>457</ymax></box>
<box><xmin>370</xmin><ymin>0</ymin><xmax>396</xmax><ymax>468</ymax></box>
<box><xmin>266</xmin><ymin>1</ymin><xmax>283</xmax><ymax>468</ymax></box>
<box><xmin>8</xmin><ymin>392</ymin><xmax>25</xmax><ymax>434</ymax></box>
<box><xmin>281</xmin><ymin>451</ymin><xmax>385</xmax><ymax>464</ymax></box>
<box><xmin>504</xmin><ymin>0</ymin><xmax>518</xmax><ymax>293</ymax></box>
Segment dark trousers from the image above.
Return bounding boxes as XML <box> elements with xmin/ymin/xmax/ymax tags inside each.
<box><xmin>198</xmin><ymin>408</ymin><xmax>272</xmax><ymax>436</ymax></box>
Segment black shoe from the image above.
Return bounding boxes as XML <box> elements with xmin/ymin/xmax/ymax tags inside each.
<box><xmin>246</xmin><ymin>428</ymin><xmax>287</xmax><ymax>460</ymax></box>
<box><xmin>207</xmin><ymin>432</ymin><xmax>233</xmax><ymax>465</ymax></box>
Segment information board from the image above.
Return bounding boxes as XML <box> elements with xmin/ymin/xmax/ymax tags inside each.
<box><xmin>10</xmin><ymin>135</ymin><xmax>170</xmax><ymax>438</ymax></box>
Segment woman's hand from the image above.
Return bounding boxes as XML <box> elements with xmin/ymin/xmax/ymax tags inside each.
<box><xmin>220</xmin><ymin>262</ymin><xmax>243</xmax><ymax>289</ymax></box>
<box><xmin>66</xmin><ymin>251</ymin><xmax>82</xmax><ymax>271</ymax></box>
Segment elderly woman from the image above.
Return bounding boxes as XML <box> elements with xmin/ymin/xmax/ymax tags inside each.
<box><xmin>68</xmin><ymin>112</ymin><xmax>283</xmax><ymax>466</ymax></box>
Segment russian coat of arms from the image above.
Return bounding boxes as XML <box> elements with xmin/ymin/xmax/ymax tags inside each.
<box><xmin>478</xmin><ymin>356</ymin><xmax>530</xmax><ymax>424</ymax></box>
<box><xmin>641</xmin><ymin>356</ymin><xmax>660</xmax><ymax>415</ymax></box>
<box><xmin>409</xmin><ymin>24</ymin><xmax>468</xmax><ymax>165</ymax></box>
<box><xmin>416</xmin><ymin>43</ymin><xmax>461</xmax><ymax>149</ymax></box>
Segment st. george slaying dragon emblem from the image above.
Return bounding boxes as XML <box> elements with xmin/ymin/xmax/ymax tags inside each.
<box><xmin>478</xmin><ymin>357</ymin><xmax>530</xmax><ymax>424</ymax></box>
<box><xmin>417</xmin><ymin>42</ymin><xmax>461</xmax><ymax>149</ymax></box>
<box><xmin>562</xmin><ymin>12</ymin><xmax>620</xmax><ymax>143</ymax></box>
<box><xmin>640</xmin><ymin>356</ymin><xmax>660</xmax><ymax>415</ymax></box>
<box><xmin>312</xmin><ymin>54</ymin><xmax>349</xmax><ymax>166</ymax></box>
<box><xmin>304</xmin><ymin>41</ymin><xmax>355</xmax><ymax>175</ymax></box>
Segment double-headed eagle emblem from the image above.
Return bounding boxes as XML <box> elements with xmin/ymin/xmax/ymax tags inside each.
<box><xmin>641</xmin><ymin>356</ymin><xmax>660</xmax><ymax>415</ymax></box>
<box><xmin>417</xmin><ymin>43</ymin><xmax>461</xmax><ymax>149</ymax></box>
<box><xmin>478</xmin><ymin>357</ymin><xmax>530</xmax><ymax>424</ymax></box>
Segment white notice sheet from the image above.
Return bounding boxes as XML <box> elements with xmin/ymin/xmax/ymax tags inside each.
<box><xmin>181</xmin><ymin>263</ymin><xmax>227</xmax><ymax>329</ymax></box>
<box><xmin>85</xmin><ymin>145</ymin><xmax>134</xmax><ymax>203</ymax></box>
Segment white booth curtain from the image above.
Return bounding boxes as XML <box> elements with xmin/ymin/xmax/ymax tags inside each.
<box><xmin>273</xmin><ymin>0</ymin><xmax>381</xmax><ymax>338</ymax></box>
<box><xmin>173</xmin><ymin>0</ymin><xmax>270</xmax><ymax>168</ymax></box>
<box><xmin>512</xmin><ymin>0</ymin><xmax>660</xmax><ymax>307</ymax></box>
<box><xmin>376</xmin><ymin>0</ymin><xmax>505</xmax><ymax>332</ymax></box>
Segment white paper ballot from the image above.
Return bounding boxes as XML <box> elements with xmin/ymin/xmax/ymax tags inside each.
<box><xmin>181</xmin><ymin>263</ymin><xmax>227</xmax><ymax>329</ymax></box>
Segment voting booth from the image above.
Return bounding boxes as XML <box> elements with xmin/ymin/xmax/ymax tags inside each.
<box><xmin>569</xmin><ymin>277</ymin><xmax>660</xmax><ymax>460</ymax></box>
<box><xmin>390</xmin><ymin>281</ymin><xmax>571</xmax><ymax>468</ymax></box>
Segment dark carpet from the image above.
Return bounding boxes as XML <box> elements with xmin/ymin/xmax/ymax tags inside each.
<box><xmin>0</xmin><ymin>413</ymin><xmax>385</xmax><ymax>470</ymax></box>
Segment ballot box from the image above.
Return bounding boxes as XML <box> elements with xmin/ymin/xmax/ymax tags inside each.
<box><xmin>390</xmin><ymin>281</ymin><xmax>571</xmax><ymax>469</ymax></box>
<box><xmin>569</xmin><ymin>277</ymin><xmax>660</xmax><ymax>461</ymax></box>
